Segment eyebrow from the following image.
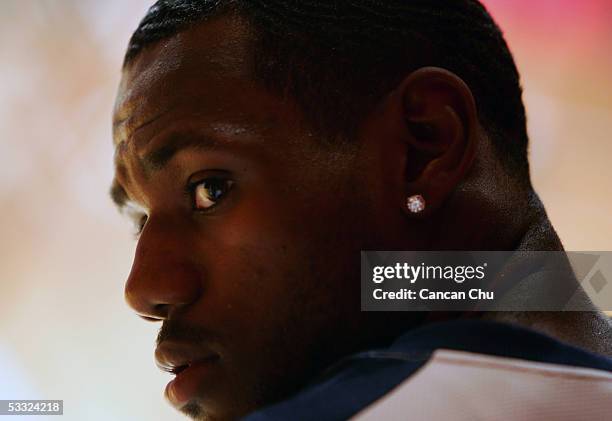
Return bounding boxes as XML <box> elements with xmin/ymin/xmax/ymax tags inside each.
<box><xmin>141</xmin><ymin>131</ymin><xmax>222</xmax><ymax>173</ymax></box>
<box><xmin>109</xmin><ymin>130</ymin><xmax>226</xmax><ymax>211</ymax></box>
<box><xmin>113</xmin><ymin>102</ymin><xmax>179</xmax><ymax>134</ymax></box>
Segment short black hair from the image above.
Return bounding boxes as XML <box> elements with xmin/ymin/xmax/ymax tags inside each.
<box><xmin>125</xmin><ymin>0</ymin><xmax>530</xmax><ymax>178</ymax></box>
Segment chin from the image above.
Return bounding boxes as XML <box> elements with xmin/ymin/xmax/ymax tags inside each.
<box><xmin>180</xmin><ymin>402</ymin><xmax>216</xmax><ymax>421</ymax></box>
<box><xmin>178</xmin><ymin>398</ymin><xmax>258</xmax><ymax>421</ymax></box>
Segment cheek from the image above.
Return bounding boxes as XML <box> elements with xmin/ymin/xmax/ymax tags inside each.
<box><xmin>187</xmin><ymin>158</ymin><xmax>368</xmax><ymax>337</ymax></box>
<box><xmin>202</xmin><ymin>213</ymin><xmax>362</xmax><ymax>353</ymax></box>
<box><xmin>192</xmin><ymin>204</ymin><xmax>347</xmax><ymax>338</ymax></box>
<box><xmin>196</xmin><ymin>174</ymin><xmax>365</xmax><ymax>315</ymax></box>
<box><xmin>187</xmin><ymin>203</ymin><xmax>305</xmax><ymax>325</ymax></box>
<box><xmin>203</xmin><ymin>232</ymin><xmax>311</xmax><ymax>326</ymax></box>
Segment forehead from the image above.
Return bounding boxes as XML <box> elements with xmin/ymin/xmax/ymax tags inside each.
<box><xmin>113</xmin><ymin>14</ymin><xmax>257</xmax><ymax>144</ymax></box>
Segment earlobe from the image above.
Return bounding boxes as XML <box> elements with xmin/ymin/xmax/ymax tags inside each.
<box><xmin>398</xmin><ymin>67</ymin><xmax>479</xmax><ymax>216</ymax></box>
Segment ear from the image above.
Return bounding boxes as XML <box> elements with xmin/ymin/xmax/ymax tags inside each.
<box><xmin>396</xmin><ymin>67</ymin><xmax>479</xmax><ymax>217</ymax></box>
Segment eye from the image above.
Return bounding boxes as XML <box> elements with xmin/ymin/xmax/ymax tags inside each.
<box><xmin>191</xmin><ymin>177</ymin><xmax>234</xmax><ymax>211</ymax></box>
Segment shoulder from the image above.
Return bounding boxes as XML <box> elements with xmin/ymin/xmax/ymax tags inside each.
<box><xmin>245</xmin><ymin>320</ymin><xmax>612</xmax><ymax>421</ymax></box>
<box><xmin>353</xmin><ymin>348</ymin><xmax>612</xmax><ymax>421</ymax></box>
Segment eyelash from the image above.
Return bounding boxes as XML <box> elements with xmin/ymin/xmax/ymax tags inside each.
<box><xmin>134</xmin><ymin>214</ymin><xmax>148</xmax><ymax>238</ymax></box>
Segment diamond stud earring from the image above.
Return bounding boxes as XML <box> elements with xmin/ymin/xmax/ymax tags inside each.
<box><xmin>406</xmin><ymin>194</ymin><xmax>426</xmax><ymax>214</ymax></box>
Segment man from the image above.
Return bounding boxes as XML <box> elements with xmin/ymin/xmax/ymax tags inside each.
<box><xmin>111</xmin><ymin>1</ymin><xmax>612</xmax><ymax>420</ymax></box>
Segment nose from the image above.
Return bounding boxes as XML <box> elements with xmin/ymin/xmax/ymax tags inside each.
<box><xmin>124</xmin><ymin>221</ymin><xmax>202</xmax><ymax>321</ymax></box>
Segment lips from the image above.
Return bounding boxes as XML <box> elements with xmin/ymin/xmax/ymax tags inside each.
<box><xmin>155</xmin><ymin>341</ymin><xmax>219</xmax><ymax>407</ymax></box>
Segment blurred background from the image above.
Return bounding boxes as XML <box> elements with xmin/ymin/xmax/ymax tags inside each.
<box><xmin>1</xmin><ymin>1</ymin><xmax>611</xmax><ymax>420</ymax></box>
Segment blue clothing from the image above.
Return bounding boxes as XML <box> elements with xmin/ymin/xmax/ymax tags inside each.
<box><xmin>244</xmin><ymin>320</ymin><xmax>612</xmax><ymax>421</ymax></box>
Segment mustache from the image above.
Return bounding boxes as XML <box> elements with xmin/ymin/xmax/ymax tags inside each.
<box><xmin>156</xmin><ymin>319</ymin><xmax>217</xmax><ymax>346</ymax></box>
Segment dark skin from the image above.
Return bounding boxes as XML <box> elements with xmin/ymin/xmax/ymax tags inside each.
<box><xmin>112</xmin><ymin>13</ymin><xmax>611</xmax><ymax>421</ymax></box>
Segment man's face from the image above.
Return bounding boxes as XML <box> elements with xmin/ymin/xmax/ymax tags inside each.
<box><xmin>112</xmin><ymin>14</ymin><xmax>403</xmax><ymax>420</ymax></box>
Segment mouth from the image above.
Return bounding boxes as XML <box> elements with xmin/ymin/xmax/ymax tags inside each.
<box><xmin>155</xmin><ymin>342</ymin><xmax>220</xmax><ymax>408</ymax></box>
<box><xmin>169</xmin><ymin>364</ymin><xmax>189</xmax><ymax>376</ymax></box>
<box><xmin>165</xmin><ymin>357</ymin><xmax>219</xmax><ymax>408</ymax></box>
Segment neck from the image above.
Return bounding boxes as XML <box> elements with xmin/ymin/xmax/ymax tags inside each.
<box><xmin>472</xmin><ymin>192</ymin><xmax>612</xmax><ymax>355</ymax></box>
<box><xmin>429</xmin><ymin>184</ymin><xmax>563</xmax><ymax>251</ymax></box>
